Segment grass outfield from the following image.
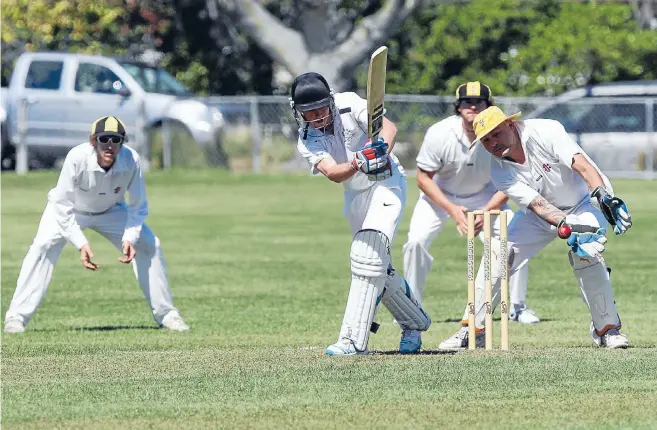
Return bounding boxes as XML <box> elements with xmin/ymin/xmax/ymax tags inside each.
<box><xmin>2</xmin><ymin>170</ymin><xmax>656</xmax><ymax>429</ymax></box>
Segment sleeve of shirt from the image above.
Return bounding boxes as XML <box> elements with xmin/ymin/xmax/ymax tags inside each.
<box><xmin>296</xmin><ymin>137</ymin><xmax>334</xmax><ymax>175</ymax></box>
<box><xmin>122</xmin><ymin>154</ymin><xmax>149</xmax><ymax>244</ymax></box>
<box><xmin>546</xmin><ymin>121</ymin><xmax>582</xmax><ymax>169</ymax></box>
<box><xmin>490</xmin><ymin>160</ymin><xmax>540</xmax><ymax>213</ymax></box>
<box><xmin>415</xmin><ymin>126</ymin><xmax>445</xmax><ymax>173</ymax></box>
<box><xmin>48</xmin><ymin>153</ymin><xmax>89</xmax><ymax>250</ymax></box>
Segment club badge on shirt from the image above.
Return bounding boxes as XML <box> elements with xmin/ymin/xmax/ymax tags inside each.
<box><xmin>114</xmin><ymin>186</ymin><xmax>121</xmax><ymax>194</ymax></box>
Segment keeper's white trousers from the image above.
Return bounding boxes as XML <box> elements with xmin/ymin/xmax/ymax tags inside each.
<box><xmin>4</xmin><ymin>203</ymin><xmax>178</xmax><ymax>326</ymax></box>
<box><xmin>402</xmin><ymin>185</ymin><xmax>530</xmax><ymax>307</ymax></box>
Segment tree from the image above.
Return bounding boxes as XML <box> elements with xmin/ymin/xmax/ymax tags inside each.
<box><xmin>0</xmin><ymin>0</ymin><xmax>174</xmax><ymax>85</ymax></box>
<box><xmin>384</xmin><ymin>0</ymin><xmax>657</xmax><ymax>96</ymax></box>
<box><xmin>218</xmin><ymin>0</ymin><xmax>420</xmax><ymax>91</ymax></box>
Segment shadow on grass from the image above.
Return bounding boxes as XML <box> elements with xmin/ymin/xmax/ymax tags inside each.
<box><xmin>73</xmin><ymin>325</ymin><xmax>159</xmax><ymax>332</ymax></box>
<box><xmin>372</xmin><ymin>349</ymin><xmax>459</xmax><ymax>356</ymax></box>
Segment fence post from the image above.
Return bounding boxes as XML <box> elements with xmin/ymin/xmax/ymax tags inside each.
<box><xmin>162</xmin><ymin>119</ymin><xmax>172</xmax><ymax>169</ymax></box>
<box><xmin>136</xmin><ymin>97</ymin><xmax>149</xmax><ymax>172</ymax></box>
<box><xmin>646</xmin><ymin>99</ymin><xmax>655</xmax><ymax>178</ymax></box>
<box><xmin>250</xmin><ymin>96</ymin><xmax>261</xmax><ymax>173</ymax></box>
<box><xmin>15</xmin><ymin>98</ymin><xmax>29</xmax><ymax>175</ymax></box>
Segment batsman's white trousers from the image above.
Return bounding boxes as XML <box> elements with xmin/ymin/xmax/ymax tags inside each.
<box><xmin>344</xmin><ymin>180</ymin><xmax>407</xmax><ymax>239</ymax></box>
<box><xmin>4</xmin><ymin>203</ymin><xmax>178</xmax><ymax>326</ymax></box>
<box><xmin>402</xmin><ymin>183</ymin><xmax>529</xmax><ymax>306</ymax></box>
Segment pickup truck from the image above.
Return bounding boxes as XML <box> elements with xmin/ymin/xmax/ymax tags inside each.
<box><xmin>1</xmin><ymin>51</ymin><xmax>225</xmax><ymax>170</ymax></box>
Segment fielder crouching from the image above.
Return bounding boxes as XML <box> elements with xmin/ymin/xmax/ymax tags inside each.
<box><xmin>4</xmin><ymin>116</ymin><xmax>189</xmax><ymax>333</ymax></box>
<box><xmin>291</xmin><ymin>72</ymin><xmax>431</xmax><ymax>355</ymax></box>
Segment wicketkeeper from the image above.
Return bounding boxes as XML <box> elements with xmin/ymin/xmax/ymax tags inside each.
<box><xmin>291</xmin><ymin>72</ymin><xmax>431</xmax><ymax>355</ymax></box>
<box><xmin>440</xmin><ymin>106</ymin><xmax>631</xmax><ymax>349</ymax></box>
<box><xmin>4</xmin><ymin>116</ymin><xmax>189</xmax><ymax>333</ymax></box>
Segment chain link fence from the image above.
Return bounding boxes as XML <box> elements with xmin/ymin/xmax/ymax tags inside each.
<box><xmin>198</xmin><ymin>95</ymin><xmax>657</xmax><ymax>179</ymax></box>
<box><xmin>6</xmin><ymin>95</ymin><xmax>657</xmax><ymax>179</ymax></box>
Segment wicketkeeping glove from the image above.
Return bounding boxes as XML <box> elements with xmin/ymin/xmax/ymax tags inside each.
<box><xmin>351</xmin><ymin>137</ymin><xmax>389</xmax><ymax>174</ymax></box>
<box><xmin>566</xmin><ymin>228</ymin><xmax>607</xmax><ymax>259</ymax></box>
<box><xmin>591</xmin><ymin>186</ymin><xmax>632</xmax><ymax>235</ymax></box>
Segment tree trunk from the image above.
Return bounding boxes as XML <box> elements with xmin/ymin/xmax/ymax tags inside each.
<box><xmin>219</xmin><ymin>0</ymin><xmax>420</xmax><ymax>91</ymax></box>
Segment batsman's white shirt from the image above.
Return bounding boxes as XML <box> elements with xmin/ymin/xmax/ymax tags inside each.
<box><xmin>296</xmin><ymin>92</ymin><xmax>406</xmax><ymax>193</ymax></box>
<box><xmin>491</xmin><ymin>119</ymin><xmax>611</xmax><ymax>212</ymax></box>
<box><xmin>416</xmin><ymin>115</ymin><xmax>492</xmax><ymax>197</ymax></box>
<box><xmin>297</xmin><ymin>92</ymin><xmax>407</xmax><ymax>238</ymax></box>
<box><xmin>48</xmin><ymin>142</ymin><xmax>148</xmax><ymax>249</ymax></box>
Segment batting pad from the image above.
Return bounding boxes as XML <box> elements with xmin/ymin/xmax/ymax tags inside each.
<box><xmin>569</xmin><ymin>251</ymin><xmax>621</xmax><ymax>335</ymax></box>
<box><xmin>337</xmin><ymin>230</ymin><xmax>391</xmax><ymax>351</ymax></box>
<box><xmin>382</xmin><ymin>269</ymin><xmax>431</xmax><ymax>331</ymax></box>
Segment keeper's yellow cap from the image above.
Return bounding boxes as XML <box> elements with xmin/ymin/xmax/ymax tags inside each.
<box><xmin>470</xmin><ymin>106</ymin><xmax>521</xmax><ymax>148</ymax></box>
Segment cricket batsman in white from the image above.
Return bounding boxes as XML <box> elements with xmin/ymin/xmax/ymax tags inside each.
<box><xmin>439</xmin><ymin>106</ymin><xmax>632</xmax><ymax>349</ymax></box>
<box><xmin>291</xmin><ymin>72</ymin><xmax>431</xmax><ymax>355</ymax></box>
<box><xmin>4</xmin><ymin>116</ymin><xmax>189</xmax><ymax>333</ymax></box>
<box><xmin>403</xmin><ymin>82</ymin><xmax>538</xmax><ymax>345</ymax></box>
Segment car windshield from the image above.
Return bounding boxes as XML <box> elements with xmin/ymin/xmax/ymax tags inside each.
<box><xmin>119</xmin><ymin>62</ymin><xmax>190</xmax><ymax>96</ymax></box>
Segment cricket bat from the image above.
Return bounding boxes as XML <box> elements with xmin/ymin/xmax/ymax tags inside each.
<box><xmin>367</xmin><ymin>46</ymin><xmax>388</xmax><ymax>140</ymax></box>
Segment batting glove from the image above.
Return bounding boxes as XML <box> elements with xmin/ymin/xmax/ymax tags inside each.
<box><xmin>351</xmin><ymin>137</ymin><xmax>389</xmax><ymax>174</ymax></box>
<box><xmin>367</xmin><ymin>158</ymin><xmax>393</xmax><ymax>181</ymax></box>
<box><xmin>591</xmin><ymin>186</ymin><xmax>632</xmax><ymax>235</ymax></box>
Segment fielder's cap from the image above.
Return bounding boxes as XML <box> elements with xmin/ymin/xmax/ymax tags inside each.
<box><xmin>470</xmin><ymin>106</ymin><xmax>521</xmax><ymax>148</ymax></box>
<box><xmin>291</xmin><ymin>72</ymin><xmax>331</xmax><ymax>112</ymax></box>
<box><xmin>456</xmin><ymin>81</ymin><xmax>493</xmax><ymax>101</ymax></box>
<box><xmin>91</xmin><ymin>116</ymin><xmax>127</xmax><ymax>138</ymax></box>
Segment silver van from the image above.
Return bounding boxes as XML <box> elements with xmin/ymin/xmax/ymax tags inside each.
<box><xmin>526</xmin><ymin>81</ymin><xmax>657</xmax><ymax>177</ymax></box>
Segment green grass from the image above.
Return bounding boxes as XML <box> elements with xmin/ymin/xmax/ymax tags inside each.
<box><xmin>2</xmin><ymin>170</ymin><xmax>657</xmax><ymax>429</ymax></box>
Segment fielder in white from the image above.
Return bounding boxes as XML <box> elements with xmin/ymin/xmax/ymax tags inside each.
<box><xmin>403</xmin><ymin>82</ymin><xmax>538</xmax><ymax>338</ymax></box>
<box><xmin>4</xmin><ymin>116</ymin><xmax>189</xmax><ymax>333</ymax></box>
<box><xmin>291</xmin><ymin>72</ymin><xmax>431</xmax><ymax>355</ymax></box>
<box><xmin>439</xmin><ymin>106</ymin><xmax>632</xmax><ymax>349</ymax></box>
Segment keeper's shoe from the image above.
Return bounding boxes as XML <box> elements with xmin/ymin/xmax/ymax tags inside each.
<box><xmin>4</xmin><ymin>319</ymin><xmax>25</xmax><ymax>334</ymax></box>
<box><xmin>509</xmin><ymin>304</ymin><xmax>541</xmax><ymax>324</ymax></box>
<box><xmin>438</xmin><ymin>326</ymin><xmax>485</xmax><ymax>350</ymax></box>
<box><xmin>399</xmin><ymin>329</ymin><xmax>422</xmax><ymax>354</ymax></box>
<box><xmin>160</xmin><ymin>311</ymin><xmax>189</xmax><ymax>332</ymax></box>
<box><xmin>325</xmin><ymin>339</ymin><xmax>368</xmax><ymax>356</ymax></box>
<box><xmin>590</xmin><ymin>323</ymin><xmax>629</xmax><ymax>349</ymax></box>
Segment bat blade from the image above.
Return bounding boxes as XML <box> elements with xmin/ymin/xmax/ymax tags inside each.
<box><xmin>367</xmin><ymin>46</ymin><xmax>388</xmax><ymax>140</ymax></box>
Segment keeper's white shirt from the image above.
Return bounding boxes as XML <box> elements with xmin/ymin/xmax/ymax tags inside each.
<box><xmin>47</xmin><ymin>143</ymin><xmax>148</xmax><ymax>249</ymax></box>
<box><xmin>415</xmin><ymin>115</ymin><xmax>493</xmax><ymax>197</ymax></box>
<box><xmin>491</xmin><ymin>119</ymin><xmax>609</xmax><ymax>212</ymax></box>
<box><xmin>296</xmin><ymin>92</ymin><xmax>405</xmax><ymax>192</ymax></box>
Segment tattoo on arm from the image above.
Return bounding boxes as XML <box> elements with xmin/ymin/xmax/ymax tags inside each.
<box><xmin>528</xmin><ymin>195</ymin><xmax>566</xmax><ymax>226</ymax></box>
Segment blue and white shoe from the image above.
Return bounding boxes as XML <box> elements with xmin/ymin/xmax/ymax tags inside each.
<box><xmin>399</xmin><ymin>329</ymin><xmax>422</xmax><ymax>354</ymax></box>
<box><xmin>325</xmin><ymin>339</ymin><xmax>368</xmax><ymax>356</ymax></box>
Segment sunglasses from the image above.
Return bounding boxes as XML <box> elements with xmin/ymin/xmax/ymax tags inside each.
<box><xmin>96</xmin><ymin>135</ymin><xmax>124</xmax><ymax>145</ymax></box>
<box><xmin>458</xmin><ymin>99</ymin><xmax>488</xmax><ymax>109</ymax></box>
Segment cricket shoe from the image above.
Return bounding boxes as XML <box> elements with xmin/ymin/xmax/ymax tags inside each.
<box><xmin>399</xmin><ymin>329</ymin><xmax>422</xmax><ymax>354</ymax></box>
<box><xmin>160</xmin><ymin>311</ymin><xmax>189</xmax><ymax>332</ymax></box>
<box><xmin>325</xmin><ymin>339</ymin><xmax>368</xmax><ymax>356</ymax></box>
<box><xmin>509</xmin><ymin>304</ymin><xmax>540</xmax><ymax>324</ymax></box>
<box><xmin>590</xmin><ymin>323</ymin><xmax>629</xmax><ymax>349</ymax></box>
<box><xmin>4</xmin><ymin>319</ymin><xmax>25</xmax><ymax>334</ymax></box>
<box><xmin>438</xmin><ymin>326</ymin><xmax>485</xmax><ymax>350</ymax></box>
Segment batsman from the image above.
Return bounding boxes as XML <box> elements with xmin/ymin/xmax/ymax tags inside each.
<box><xmin>290</xmin><ymin>66</ymin><xmax>430</xmax><ymax>355</ymax></box>
<box><xmin>440</xmin><ymin>106</ymin><xmax>632</xmax><ymax>349</ymax></box>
